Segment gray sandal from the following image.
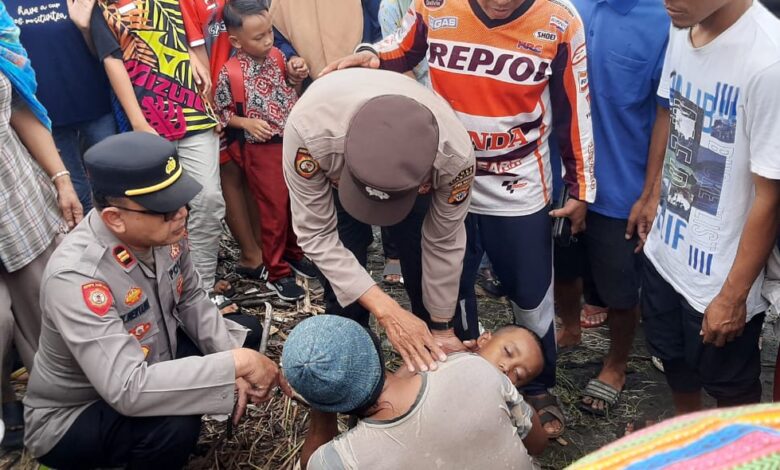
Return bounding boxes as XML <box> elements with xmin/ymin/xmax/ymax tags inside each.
<box><xmin>579</xmin><ymin>378</ymin><xmax>621</xmax><ymax>417</ymax></box>
<box><xmin>382</xmin><ymin>261</ymin><xmax>403</xmax><ymax>286</ymax></box>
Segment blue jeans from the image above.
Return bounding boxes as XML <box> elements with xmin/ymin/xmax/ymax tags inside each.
<box><xmin>52</xmin><ymin>113</ymin><xmax>116</xmax><ymax>212</ymax></box>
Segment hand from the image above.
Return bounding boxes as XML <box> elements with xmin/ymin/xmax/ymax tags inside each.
<box><xmin>189</xmin><ymin>51</ymin><xmax>212</xmax><ymax>97</ymax></box>
<box><xmin>242</xmin><ymin>118</ymin><xmax>274</xmax><ymax>142</ymax></box>
<box><xmin>431</xmin><ymin>329</ymin><xmax>468</xmax><ymax>354</ymax></box>
<box><xmin>286</xmin><ymin>56</ymin><xmax>309</xmax><ymax>86</ymax></box>
<box><xmin>625</xmin><ymin>196</ymin><xmax>648</xmax><ymax>253</ymax></box>
<box><xmin>319</xmin><ymin>51</ymin><xmax>380</xmax><ymax>77</ymax></box>
<box><xmin>54</xmin><ymin>177</ymin><xmax>83</xmax><ymax>229</ymax></box>
<box><xmin>702</xmin><ymin>293</ymin><xmax>747</xmax><ymax>347</ymax></box>
<box><xmin>67</xmin><ymin>0</ymin><xmax>95</xmax><ymax>31</ymax></box>
<box><xmin>636</xmin><ymin>195</ymin><xmax>659</xmax><ymax>249</ymax></box>
<box><xmin>376</xmin><ymin>304</ymin><xmax>447</xmax><ymax>373</ymax></box>
<box><xmin>233</xmin><ymin>377</ymin><xmax>257</xmax><ymax>426</ymax></box>
<box><xmin>233</xmin><ymin>348</ymin><xmax>286</xmax><ymax>403</ymax></box>
<box><xmin>549</xmin><ymin>197</ymin><xmax>587</xmax><ymax>235</ymax></box>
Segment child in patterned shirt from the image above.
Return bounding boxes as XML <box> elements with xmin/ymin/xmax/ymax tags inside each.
<box><xmin>214</xmin><ymin>0</ymin><xmax>315</xmax><ymax>302</ymax></box>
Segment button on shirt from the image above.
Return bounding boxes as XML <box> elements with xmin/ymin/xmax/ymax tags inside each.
<box><xmin>23</xmin><ymin>211</ymin><xmax>244</xmax><ymax>457</ymax></box>
<box><xmin>562</xmin><ymin>0</ymin><xmax>669</xmax><ymax>218</ymax></box>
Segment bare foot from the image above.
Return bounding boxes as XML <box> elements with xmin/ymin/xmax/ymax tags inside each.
<box><xmin>557</xmin><ymin>327</ymin><xmax>581</xmax><ymax>348</ymax></box>
<box><xmin>581</xmin><ymin>367</ymin><xmax>626</xmax><ymax>413</ymax></box>
<box><xmin>580</xmin><ymin>304</ymin><xmax>608</xmax><ymax>328</ymax></box>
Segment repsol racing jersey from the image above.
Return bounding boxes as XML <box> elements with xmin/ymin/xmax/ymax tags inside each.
<box><xmin>376</xmin><ymin>0</ymin><xmax>596</xmax><ymax>215</ymax></box>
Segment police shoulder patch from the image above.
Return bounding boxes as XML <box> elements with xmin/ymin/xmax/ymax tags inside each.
<box><xmin>294</xmin><ymin>148</ymin><xmax>319</xmax><ymax>179</ymax></box>
<box><xmin>82</xmin><ymin>281</ymin><xmax>114</xmax><ymax>316</ymax></box>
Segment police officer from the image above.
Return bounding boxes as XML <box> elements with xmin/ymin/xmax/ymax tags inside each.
<box><xmin>23</xmin><ymin>132</ymin><xmax>289</xmax><ymax>469</ymax></box>
<box><xmin>281</xmin><ymin>68</ymin><xmax>475</xmax><ymax>464</ymax></box>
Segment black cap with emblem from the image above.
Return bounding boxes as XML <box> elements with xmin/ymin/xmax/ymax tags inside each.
<box><xmin>338</xmin><ymin>95</ymin><xmax>439</xmax><ymax>226</ymax></box>
<box><xmin>84</xmin><ymin>132</ymin><xmax>203</xmax><ymax>212</ymax></box>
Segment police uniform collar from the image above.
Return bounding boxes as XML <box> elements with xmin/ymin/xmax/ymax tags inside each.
<box><xmin>603</xmin><ymin>0</ymin><xmax>640</xmax><ymax>15</ymax></box>
<box><xmin>88</xmin><ymin>210</ymin><xmax>140</xmax><ymax>273</ymax></box>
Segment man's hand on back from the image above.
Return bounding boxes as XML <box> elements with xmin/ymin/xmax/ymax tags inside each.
<box><xmin>319</xmin><ymin>51</ymin><xmax>380</xmax><ymax>77</ymax></box>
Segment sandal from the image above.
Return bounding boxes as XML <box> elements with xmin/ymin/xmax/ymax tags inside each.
<box><xmin>580</xmin><ymin>304</ymin><xmax>608</xmax><ymax>329</ymax></box>
<box><xmin>382</xmin><ymin>260</ymin><xmax>403</xmax><ymax>286</ymax></box>
<box><xmin>211</xmin><ymin>294</ymin><xmax>241</xmax><ymax>316</ymax></box>
<box><xmin>525</xmin><ymin>392</ymin><xmax>566</xmax><ymax>439</ymax></box>
<box><xmin>1</xmin><ymin>401</ymin><xmax>24</xmax><ymax>450</ymax></box>
<box><xmin>579</xmin><ymin>378</ymin><xmax>621</xmax><ymax>417</ymax></box>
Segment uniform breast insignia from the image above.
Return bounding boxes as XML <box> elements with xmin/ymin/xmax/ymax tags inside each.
<box><xmin>125</xmin><ymin>287</ymin><xmax>143</xmax><ymax>306</ymax></box>
<box><xmin>120</xmin><ymin>299</ymin><xmax>151</xmax><ymax>323</ymax></box>
<box><xmin>170</xmin><ymin>242</ymin><xmax>181</xmax><ymax>259</ymax></box>
<box><xmin>168</xmin><ymin>260</ymin><xmax>181</xmax><ymax>280</ymax></box>
<box><xmin>113</xmin><ymin>245</ymin><xmax>136</xmax><ymax>269</ymax></box>
<box><xmin>294</xmin><ymin>148</ymin><xmax>319</xmax><ymax>179</ymax></box>
<box><xmin>141</xmin><ymin>345</ymin><xmax>151</xmax><ymax>359</ymax></box>
<box><xmin>129</xmin><ymin>322</ymin><xmax>151</xmax><ymax>341</ymax></box>
<box><xmin>176</xmin><ymin>275</ymin><xmax>184</xmax><ymax>296</ymax></box>
<box><xmin>82</xmin><ymin>282</ymin><xmax>114</xmax><ymax>316</ymax></box>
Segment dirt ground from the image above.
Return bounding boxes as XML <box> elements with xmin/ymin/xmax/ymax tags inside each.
<box><xmin>1</xmin><ymin>233</ymin><xmax>778</xmax><ymax>470</ymax></box>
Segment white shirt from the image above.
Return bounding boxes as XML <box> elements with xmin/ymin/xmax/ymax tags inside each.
<box><xmin>645</xmin><ymin>2</ymin><xmax>780</xmax><ymax>316</ymax></box>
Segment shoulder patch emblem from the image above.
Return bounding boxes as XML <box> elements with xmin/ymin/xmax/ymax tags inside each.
<box><xmin>141</xmin><ymin>345</ymin><xmax>151</xmax><ymax>359</ymax></box>
<box><xmin>170</xmin><ymin>243</ymin><xmax>181</xmax><ymax>259</ymax></box>
<box><xmin>112</xmin><ymin>245</ymin><xmax>136</xmax><ymax>269</ymax></box>
<box><xmin>125</xmin><ymin>287</ymin><xmax>143</xmax><ymax>306</ymax></box>
<box><xmin>82</xmin><ymin>281</ymin><xmax>113</xmax><ymax>316</ymax></box>
<box><xmin>294</xmin><ymin>148</ymin><xmax>318</xmax><ymax>179</ymax></box>
<box><xmin>176</xmin><ymin>275</ymin><xmax>184</xmax><ymax>296</ymax></box>
<box><xmin>129</xmin><ymin>322</ymin><xmax>151</xmax><ymax>341</ymax></box>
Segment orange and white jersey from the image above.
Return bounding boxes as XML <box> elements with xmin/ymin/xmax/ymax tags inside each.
<box><xmin>376</xmin><ymin>0</ymin><xmax>596</xmax><ymax>215</ymax></box>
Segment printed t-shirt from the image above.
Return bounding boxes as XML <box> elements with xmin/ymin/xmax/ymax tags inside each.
<box><xmin>180</xmin><ymin>0</ymin><xmax>232</xmax><ymax>84</ymax></box>
<box><xmin>644</xmin><ymin>2</ymin><xmax>780</xmax><ymax>316</ymax></box>
<box><xmin>6</xmin><ymin>0</ymin><xmax>111</xmax><ymax>126</ymax></box>
<box><xmin>90</xmin><ymin>0</ymin><xmax>217</xmax><ymax>141</ymax></box>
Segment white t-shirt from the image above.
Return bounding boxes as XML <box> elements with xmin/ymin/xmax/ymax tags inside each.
<box><xmin>645</xmin><ymin>2</ymin><xmax>780</xmax><ymax>316</ymax></box>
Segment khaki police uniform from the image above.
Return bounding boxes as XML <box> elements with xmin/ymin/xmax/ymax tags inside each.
<box><xmin>282</xmin><ymin>68</ymin><xmax>475</xmax><ymax>324</ymax></box>
<box><xmin>23</xmin><ymin>210</ymin><xmax>245</xmax><ymax>458</ymax></box>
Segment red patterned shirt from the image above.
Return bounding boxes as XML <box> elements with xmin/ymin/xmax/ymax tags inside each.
<box><xmin>214</xmin><ymin>48</ymin><xmax>297</xmax><ymax>143</ymax></box>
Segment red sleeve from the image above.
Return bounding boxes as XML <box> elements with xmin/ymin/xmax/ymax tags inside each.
<box><xmin>180</xmin><ymin>0</ymin><xmax>206</xmax><ymax>47</ymax></box>
<box><xmin>375</xmin><ymin>0</ymin><xmax>429</xmax><ymax>74</ymax></box>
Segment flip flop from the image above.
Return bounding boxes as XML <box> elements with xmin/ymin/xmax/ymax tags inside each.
<box><xmin>525</xmin><ymin>393</ymin><xmax>566</xmax><ymax>439</ymax></box>
<box><xmin>580</xmin><ymin>304</ymin><xmax>608</xmax><ymax>329</ymax></box>
<box><xmin>579</xmin><ymin>378</ymin><xmax>621</xmax><ymax>417</ymax></box>
<box><xmin>382</xmin><ymin>261</ymin><xmax>403</xmax><ymax>286</ymax></box>
<box><xmin>234</xmin><ymin>264</ymin><xmax>267</xmax><ymax>282</ymax></box>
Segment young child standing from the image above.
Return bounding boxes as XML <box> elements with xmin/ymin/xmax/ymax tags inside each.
<box><xmin>214</xmin><ymin>0</ymin><xmax>314</xmax><ymax>301</ymax></box>
<box><xmin>89</xmin><ymin>0</ymin><xmax>225</xmax><ymax>290</ymax></box>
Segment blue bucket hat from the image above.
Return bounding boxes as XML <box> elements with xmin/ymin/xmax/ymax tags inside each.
<box><xmin>282</xmin><ymin>315</ymin><xmax>384</xmax><ymax>414</ymax></box>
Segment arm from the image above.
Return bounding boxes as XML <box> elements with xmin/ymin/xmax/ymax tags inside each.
<box><xmin>547</xmin><ymin>14</ymin><xmax>596</xmax><ymax>234</ymax></box>
<box><xmin>282</xmin><ymin>127</ymin><xmax>444</xmax><ymax>372</ymax></box>
<box><xmin>10</xmin><ymin>100</ymin><xmax>82</xmax><ymax>228</ymax></box>
<box><xmin>319</xmin><ymin>0</ymin><xmax>427</xmax><ymax>76</ymax></box>
<box><xmin>67</xmin><ymin>0</ymin><xmax>97</xmax><ymax>55</ymax></box>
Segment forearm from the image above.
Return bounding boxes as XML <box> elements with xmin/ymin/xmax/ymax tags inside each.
<box><xmin>191</xmin><ymin>45</ymin><xmax>209</xmax><ymax>73</ymax></box>
<box><xmin>227</xmin><ymin>115</ymin><xmax>247</xmax><ymax>130</ymax></box>
<box><xmin>718</xmin><ymin>176</ymin><xmax>780</xmax><ymax>303</ymax></box>
<box><xmin>358</xmin><ymin>285</ymin><xmax>402</xmax><ymax>323</ymax></box>
<box><xmin>10</xmin><ymin>106</ymin><xmax>67</xmax><ymax>178</ymax></box>
<box><xmin>104</xmin><ymin>57</ymin><xmax>147</xmax><ymax>128</ymax></box>
<box><xmin>641</xmin><ymin>105</ymin><xmax>670</xmax><ymax>201</ymax></box>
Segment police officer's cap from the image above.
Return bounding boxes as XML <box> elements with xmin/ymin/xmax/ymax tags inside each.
<box><xmin>84</xmin><ymin>132</ymin><xmax>202</xmax><ymax>213</ymax></box>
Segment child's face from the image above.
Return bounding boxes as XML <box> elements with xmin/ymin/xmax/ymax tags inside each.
<box><xmin>476</xmin><ymin>328</ymin><xmax>544</xmax><ymax>387</ymax></box>
<box><xmin>229</xmin><ymin>11</ymin><xmax>274</xmax><ymax>60</ymax></box>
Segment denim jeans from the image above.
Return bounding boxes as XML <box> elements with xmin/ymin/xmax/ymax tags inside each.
<box><xmin>52</xmin><ymin>113</ymin><xmax>116</xmax><ymax>212</ymax></box>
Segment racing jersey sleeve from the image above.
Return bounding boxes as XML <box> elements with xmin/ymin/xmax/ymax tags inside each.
<box><xmin>180</xmin><ymin>0</ymin><xmax>206</xmax><ymax>47</ymax></box>
<box><xmin>548</xmin><ymin>13</ymin><xmax>596</xmax><ymax>203</ymax></box>
<box><xmin>374</xmin><ymin>0</ymin><xmax>429</xmax><ymax>74</ymax></box>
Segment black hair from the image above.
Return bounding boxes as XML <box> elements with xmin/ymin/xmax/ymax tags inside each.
<box><xmin>495</xmin><ymin>324</ymin><xmax>545</xmax><ymax>368</ymax></box>
<box><xmin>92</xmin><ymin>192</ymin><xmax>123</xmax><ymax>211</ymax></box>
<box><xmin>222</xmin><ymin>0</ymin><xmax>270</xmax><ymax>31</ymax></box>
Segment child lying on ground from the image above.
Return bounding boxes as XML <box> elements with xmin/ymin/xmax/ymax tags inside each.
<box><xmin>283</xmin><ymin>316</ymin><xmax>548</xmax><ymax>470</ymax></box>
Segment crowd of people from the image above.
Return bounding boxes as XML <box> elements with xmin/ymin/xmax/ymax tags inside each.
<box><xmin>1</xmin><ymin>0</ymin><xmax>780</xmax><ymax>468</ymax></box>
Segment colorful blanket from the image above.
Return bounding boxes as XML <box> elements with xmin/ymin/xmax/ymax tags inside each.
<box><xmin>568</xmin><ymin>403</ymin><xmax>780</xmax><ymax>470</ymax></box>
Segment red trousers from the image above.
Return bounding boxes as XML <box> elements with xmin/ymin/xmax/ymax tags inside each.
<box><xmin>228</xmin><ymin>141</ymin><xmax>303</xmax><ymax>281</ymax></box>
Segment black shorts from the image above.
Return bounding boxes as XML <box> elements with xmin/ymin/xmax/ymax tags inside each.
<box><xmin>553</xmin><ymin>211</ymin><xmax>641</xmax><ymax>309</ymax></box>
<box><xmin>641</xmin><ymin>258</ymin><xmax>764</xmax><ymax>404</ymax></box>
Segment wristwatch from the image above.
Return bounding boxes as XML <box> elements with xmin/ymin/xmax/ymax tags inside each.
<box><xmin>427</xmin><ymin>319</ymin><xmax>455</xmax><ymax>331</ymax></box>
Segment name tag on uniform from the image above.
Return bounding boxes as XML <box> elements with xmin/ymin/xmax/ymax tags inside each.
<box><xmin>121</xmin><ymin>299</ymin><xmax>150</xmax><ymax>323</ymax></box>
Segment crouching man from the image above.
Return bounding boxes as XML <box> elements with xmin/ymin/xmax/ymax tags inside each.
<box><xmin>283</xmin><ymin>315</ymin><xmax>548</xmax><ymax>469</ymax></box>
<box><xmin>23</xmin><ymin>132</ymin><xmax>288</xmax><ymax>469</ymax></box>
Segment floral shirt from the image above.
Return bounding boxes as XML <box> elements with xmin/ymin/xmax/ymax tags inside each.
<box><xmin>214</xmin><ymin>48</ymin><xmax>297</xmax><ymax>144</ymax></box>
